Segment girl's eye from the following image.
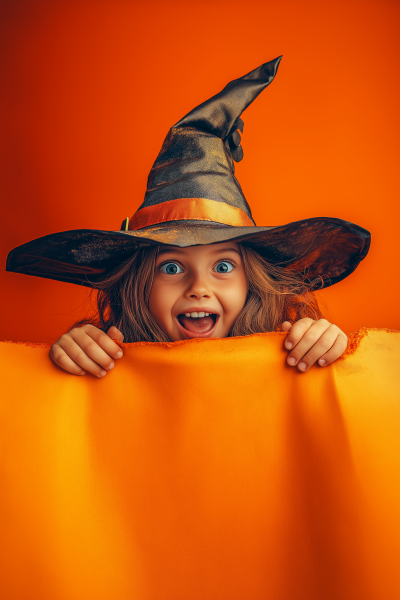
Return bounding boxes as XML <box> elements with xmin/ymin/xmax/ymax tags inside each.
<box><xmin>160</xmin><ymin>262</ymin><xmax>183</xmax><ymax>275</ymax></box>
<box><xmin>215</xmin><ymin>261</ymin><xmax>233</xmax><ymax>273</ymax></box>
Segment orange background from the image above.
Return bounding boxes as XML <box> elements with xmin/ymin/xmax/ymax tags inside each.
<box><xmin>1</xmin><ymin>0</ymin><xmax>399</xmax><ymax>344</ymax></box>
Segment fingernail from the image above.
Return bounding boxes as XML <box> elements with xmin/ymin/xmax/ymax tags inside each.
<box><xmin>116</xmin><ymin>351</ymin><xmax>123</xmax><ymax>358</ymax></box>
<box><xmin>99</xmin><ymin>369</ymin><xmax>107</xmax><ymax>377</ymax></box>
<box><xmin>108</xmin><ymin>361</ymin><xmax>115</xmax><ymax>370</ymax></box>
<box><xmin>319</xmin><ymin>359</ymin><xmax>326</xmax><ymax>366</ymax></box>
<box><xmin>285</xmin><ymin>342</ymin><xmax>293</xmax><ymax>349</ymax></box>
<box><xmin>298</xmin><ymin>362</ymin><xmax>307</xmax><ymax>371</ymax></box>
<box><xmin>288</xmin><ymin>357</ymin><xmax>296</xmax><ymax>366</ymax></box>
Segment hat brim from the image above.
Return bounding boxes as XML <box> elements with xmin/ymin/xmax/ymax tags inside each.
<box><xmin>6</xmin><ymin>217</ymin><xmax>370</xmax><ymax>289</ymax></box>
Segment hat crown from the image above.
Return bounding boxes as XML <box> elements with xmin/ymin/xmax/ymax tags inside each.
<box><xmin>129</xmin><ymin>57</ymin><xmax>283</xmax><ymax>231</ymax></box>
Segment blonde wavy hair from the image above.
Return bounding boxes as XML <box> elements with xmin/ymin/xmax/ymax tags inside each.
<box><xmin>74</xmin><ymin>243</ymin><xmax>323</xmax><ymax>342</ymax></box>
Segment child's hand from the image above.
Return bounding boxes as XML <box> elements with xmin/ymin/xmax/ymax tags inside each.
<box><xmin>49</xmin><ymin>325</ymin><xmax>124</xmax><ymax>377</ymax></box>
<box><xmin>281</xmin><ymin>318</ymin><xmax>348</xmax><ymax>372</ymax></box>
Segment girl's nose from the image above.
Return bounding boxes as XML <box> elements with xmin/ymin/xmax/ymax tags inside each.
<box><xmin>185</xmin><ymin>272</ymin><xmax>212</xmax><ymax>299</ymax></box>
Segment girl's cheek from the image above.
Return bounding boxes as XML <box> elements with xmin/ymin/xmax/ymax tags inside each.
<box><xmin>149</xmin><ymin>281</ymin><xmax>177</xmax><ymax>326</ymax></box>
<box><xmin>148</xmin><ymin>282</ymin><xmax>165</xmax><ymax>321</ymax></box>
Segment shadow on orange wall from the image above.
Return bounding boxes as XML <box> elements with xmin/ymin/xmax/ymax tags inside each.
<box><xmin>1</xmin><ymin>0</ymin><xmax>399</xmax><ymax>343</ymax></box>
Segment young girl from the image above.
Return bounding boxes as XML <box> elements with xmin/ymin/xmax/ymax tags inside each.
<box><xmin>6</xmin><ymin>56</ymin><xmax>370</xmax><ymax>373</ymax></box>
<box><xmin>48</xmin><ymin>241</ymin><xmax>349</xmax><ymax>378</ymax></box>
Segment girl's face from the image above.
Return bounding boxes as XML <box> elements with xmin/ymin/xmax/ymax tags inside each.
<box><xmin>149</xmin><ymin>242</ymin><xmax>248</xmax><ymax>341</ymax></box>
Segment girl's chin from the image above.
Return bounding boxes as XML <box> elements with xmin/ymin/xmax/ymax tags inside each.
<box><xmin>174</xmin><ymin>315</ymin><xmax>222</xmax><ymax>340</ymax></box>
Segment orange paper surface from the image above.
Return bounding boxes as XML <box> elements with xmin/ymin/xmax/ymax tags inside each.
<box><xmin>0</xmin><ymin>330</ymin><xmax>399</xmax><ymax>600</ymax></box>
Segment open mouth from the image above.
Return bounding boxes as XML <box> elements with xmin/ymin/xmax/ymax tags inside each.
<box><xmin>176</xmin><ymin>313</ymin><xmax>219</xmax><ymax>338</ymax></box>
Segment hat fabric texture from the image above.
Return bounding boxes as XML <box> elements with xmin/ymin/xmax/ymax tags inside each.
<box><xmin>6</xmin><ymin>56</ymin><xmax>370</xmax><ymax>288</ymax></box>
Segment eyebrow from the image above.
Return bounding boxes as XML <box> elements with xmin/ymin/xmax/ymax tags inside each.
<box><xmin>210</xmin><ymin>247</ymin><xmax>241</xmax><ymax>255</ymax></box>
<box><xmin>157</xmin><ymin>246</ymin><xmax>241</xmax><ymax>256</ymax></box>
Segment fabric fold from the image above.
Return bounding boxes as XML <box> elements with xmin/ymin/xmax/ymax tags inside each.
<box><xmin>0</xmin><ymin>329</ymin><xmax>399</xmax><ymax>600</ymax></box>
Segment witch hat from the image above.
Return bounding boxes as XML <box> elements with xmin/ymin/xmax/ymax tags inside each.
<box><xmin>6</xmin><ymin>56</ymin><xmax>370</xmax><ymax>288</ymax></box>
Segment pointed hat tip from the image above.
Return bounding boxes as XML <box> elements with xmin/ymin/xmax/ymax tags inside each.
<box><xmin>270</xmin><ymin>55</ymin><xmax>283</xmax><ymax>71</ymax></box>
<box><xmin>173</xmin><ymin>55</ymin><xmax>284</xmax><ymax>139</ymax></box>
<box><xmin>240</xmin><ymin>55</ymin><xmax>283</xmax><ymax>86</ymax></box>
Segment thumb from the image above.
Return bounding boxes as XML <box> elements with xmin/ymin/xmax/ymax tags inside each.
<box><xmin>281</xmin><ymin>321</ymin><xmax>293</xmax><ymax>333</ymax></box>
<box><xmin>107</xmin><ymin>326</ymin><xmax>124</xmax><ymax>342</ymax></box>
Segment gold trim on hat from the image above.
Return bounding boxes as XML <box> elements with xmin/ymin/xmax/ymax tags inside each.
<box><xmin>129</xmin><ymin>198</ymin><xmax>254</xmax><ymax>231</ymax></box>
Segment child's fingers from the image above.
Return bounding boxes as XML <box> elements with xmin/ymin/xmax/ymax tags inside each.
<box><xmin>284</xmin><ymin>317</ymin><xmax>319</xmax><ymax>350</ymax></box>
<box><xmin>49</xmin><ymin>324</ymin><xmax>123</xmax><ymax>378</ymax></box>
<box><xmin>286</xmin><ymin>318</ymin><xmax>331</xmax><ymax>366</ymax></box>
<box><xmin>67</xmin><ymin>328</ymin><xmax>119</xmax><ymax>373</ymax></box>
<box><xmin>82</xmin><ymin>325</ymin><xmax>124</xmax><ymax>359</ymax></box>
<box><xmin>107</xmin><ymin>326</ymin><xmax>124</xmax><ymax>343</ymax></box>
<box><xmin>294</xmin><ymin>326</ymin><xmax>346</xmax><ymax>371</ymax></box>
<box><xmin>49</xmin><ymin>344</ymin><xmax>87</xmax><ymax>376</ymax></box>
<box><xmin>55</xmin><ymin>335</ymin><xmax>110</xmax><ymax>377</ymax></box>
<box><xmin>281</xmin><ymin>321</ymin><xmax>293</xmax><ymax>333</ymax></box>
<box><xmin>317</xmin><ymin>332</ymin><xmax>348</xmax><ymax>367</ymax></box>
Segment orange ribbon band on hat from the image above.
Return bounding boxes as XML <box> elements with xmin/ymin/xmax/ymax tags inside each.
<box><xmin>128</xmin><ymin>198</ymin><xmax>255</xmax><ymax>230</ymax></box>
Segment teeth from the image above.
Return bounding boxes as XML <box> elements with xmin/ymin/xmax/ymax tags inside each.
<box><xmin>183</xmin><ymin>312</ymin><xmax>214</xmax><ymax>318</ymax></box>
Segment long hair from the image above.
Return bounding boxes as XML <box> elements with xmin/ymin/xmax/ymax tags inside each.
<box><xmin>74</xmin><ymin>243</ymin><xmax>323</xmax><ymax>342</ymax></box>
